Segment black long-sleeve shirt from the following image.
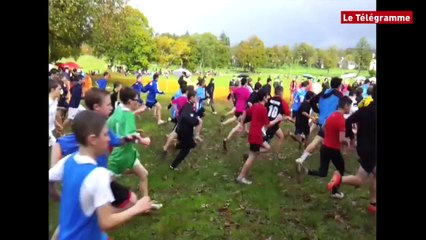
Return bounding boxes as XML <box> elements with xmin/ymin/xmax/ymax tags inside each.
<box><xmin>346</xmin><ymin>102</ymin><xmax>376</xmax><ymax>151</ymax></box>
<box><xmin>176</xmin><ymin>102</ymin><xmax>200</xmax><ymax>138</ymax></box>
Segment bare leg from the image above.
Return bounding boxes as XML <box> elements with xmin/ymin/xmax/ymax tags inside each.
<box><xmin>51</xmin><ymin>226</ymin><xmax>59</xmax><ymax>240</ymax></box>
<box><xmin>221</xmin><ymin>116</ymin><xmax>237</xmax><ymax>126</ymax></box>
<box><xmin>133</xmin><ymin>162</ymin><xmax>149</xmax><ymax>197</ymax></box>
<box><xmin>273</xmin><ymin>129</ymin><xmax>284</xmax><ymax>158</ymax></box>
<box><xmin>238</xmin><ymin>151</ymin><xmax>258</xmax><ymax>179</ymax></box>
<box><xmin>155</xmin><ymin>103</ymin><xmax>164</xmax><ymax>124</ymax></box>
<box><xmin>225</xmin><ymin>107</ymin><xmax>235</xmax><ymax>117</ymax></box>
<box><xmin>225</xmin><ymin>123</ymin><xmax>243</xmax><ymax>141</ymax></box>
<box><xmin>163</xmin><ymin>131</ymin><xmax>177</xmax><ymax>152</ymax></box>
<box><xmin>296</xmin><ymin>135</ymin><xmax>323</xmax><ymax>164</ymax></box>
<box><xmin>259</xmin><ymin>141</ymin><xmax>271</xmax><ymax>153</ymax></box>
<box><xmin>195</xmin><ymin>119</ymin><xmax>203</xmax><ymax>140</ymax></box>
<box><xmin>369</xmin><ymin>173</ymin><xmax>376</xmax><ymax>204</ymax></box>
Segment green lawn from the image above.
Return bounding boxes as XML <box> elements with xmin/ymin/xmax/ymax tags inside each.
<box><xmin>49</xmin><ymin>98</ymin><xmax>376</xmax><ymax>239</ymax></box>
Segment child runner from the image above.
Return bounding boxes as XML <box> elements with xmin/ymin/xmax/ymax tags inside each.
<box><xmin>236</xmin><ymin>89</ymin><xmax>283</xmax><ymax>185</ymax></box>
<box><xmin>110</xmin><ymin>83</ymin><xmax>122</xmax><ymax>115</ymax></box>
<box><xmin>96</xmin><ymin>71</ymin><xmax>110</xmax><ymax>90</ymax></box>
<box><xmin>290</xmin><ymin>91</ymin><xmax>315</xmax><ymax>149</ymax></box>
<box><xmin>162</xmin><ymin>84</ymin><xmax>189</xmax><ymax>155</ymax></box>
<box><xmin>206</xmin><ymin>78</ymin><xmax>216</xmax><ymax>114</ymax></box>
<box><xmin>132</xmin><ymin>74</ymin><xmax>144</xmax><ymax>105</ymax></box>
<box><xmin>49</xmin><ymin>78</ymin><xmax>62</xmax><ymax>147</ymax></box>
<box><xmin>263</xmin><ymin>85</ymin><xmax>291</xmax><ymax>159</ymax></box>
<box><xmin>170</xmin><ymin>90</ymin><xmax>202</xmax><ymax>170</ymax></box>
<box><xmin>142</xmin><ymin>73</ymin><xmax>165</xmax><ymax>125</ymax></box>
<box><xmin>291</xmin><ymin>81</ymin><xmax>308</xmax><ymax>119</ymax></box>
<box><xmin>305</xmin><ymin>96</ymin><xmax>352</xmax><ymax>199</ymax></box>
<box><xmin>49</xmin><ymin>111</ymin><xmax>153</xmax><ymax>240</ymax></box>
<box><xmin>221</xmin><ymin>78</ymin><xmax>250</xmax><ymax>127</ymax></box>
<box><xmin>328</xmin><ymin>88</ymin><xmax>376</xmax><ymax>213</ymax></box>
<box><xmin>62</xmin><ymin>76</ymin><xmax>85</xmax><ymax>130</ymax></box>
<box><xmin>108</xmin><ymin>87</ymin><xmax>153</xmax><ymax>198</ymax></box>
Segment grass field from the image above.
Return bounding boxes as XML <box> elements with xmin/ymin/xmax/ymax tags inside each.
<box><xmin>48</xmin><ymin>97</ymin><xmax>376</xmax><ymax>239</ymax></box>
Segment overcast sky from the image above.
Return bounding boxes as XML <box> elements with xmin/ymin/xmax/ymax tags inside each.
<box><xmin>129</xmin><ymin>0</ymin><xmax>376</xmax><ymax>49</ymax></box>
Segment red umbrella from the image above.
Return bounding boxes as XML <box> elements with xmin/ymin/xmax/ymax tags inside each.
<box><xmin>56</xmin><ymin>62</ymin><xmax>80</xmax><ymax>70</ymax></box>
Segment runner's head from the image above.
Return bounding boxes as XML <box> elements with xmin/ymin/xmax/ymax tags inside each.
<box><xmin>72</xmin><ymin>110</ymin><xmax>109</xmax><ymax>156</ymax></box>
<box><xmin>187</xmin><ymin>89</ymin><xmax>197</xmax><ymax>104</ymax></box>
<box><xmin>274</xmin><ymin>85</ymin><xmax>283</xmax><ymax>97</ymax></box>
<box><xmin>119</xmin><ymin>87</ymin><xmax>139</xmax><ymax>111</ymax></box>
<box><xmin>85</xmin><ymin>88</ymin><xmax>112</xmax><ymax>117</ymax></box>
<box><xmin>304</xmin><ymin>91</ymin><xmax>315</xmax><ymax>102</ymax></box>
<box><xmin>330</xmin><ymin>77</ymin><xmax>342</xmax><ymax>89</ymax></box>
<box><xmin>338</xmin><ymin>96</ymin><xmax>352</xmax><ymax>114</ymax></box>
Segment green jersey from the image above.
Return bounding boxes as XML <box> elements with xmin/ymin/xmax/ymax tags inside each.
<box><xmin>107</xmin><ymin>106</ymin><xmax>139</xmax><ymax>174</ymax></box>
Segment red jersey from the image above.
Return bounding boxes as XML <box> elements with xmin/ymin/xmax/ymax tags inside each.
<box><xmin>323</xmin><ymin>111</ymin><xmax>346</xmax><ymax>150</ymax></box>
<box><xmin>245</xmin><ymin>103</ymin><xmax>270</xmax><ymax>145</ymax></box>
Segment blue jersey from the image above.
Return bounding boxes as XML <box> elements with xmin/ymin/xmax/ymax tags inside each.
<box><xmin>56</xmin><ymin>130</ymin><xmax>121</xmax><ymax>168</ymax></box>
<box><xmin>69</xmin><ymin>84</ymin><xmax>83</xmax><ymax>108</ymax></box>
<box><xmin>96</xmin><ymin>78</ymin><xmax>107</xmax><ymax>90</ymax></box>
<box><xmin>317</xmin><ymin>89</ymin><xmax>343</xmax><ymax>125</ymax></box>
<box><xmin>196</xmin><ymin>87</ymin><xmax>207</xmax><ymax>110</ymax></box>
<box><xmin>132</xmin><ymin>82</ymin><xmax>144</xmax><ymax>104</ymax></box>
<box><xmin>142</xmin><ymin>80</ymin><xmax>163</xmax><ymax>103</ymax></box>
<box><xmin>59</xmin><ymin>153</ymin><xmax>108</xmax><ymax>240</ymax></box>
<box><xmin>292</xmin><ymin>88</ymin><xmax>307</xmax><ymax>111</ymax></box>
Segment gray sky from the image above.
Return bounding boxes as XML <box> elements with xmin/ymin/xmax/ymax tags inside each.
<box><xmin>129</xmin><ymin>0</ymin><xmax>376</xmax><ymax>49</ymax></box>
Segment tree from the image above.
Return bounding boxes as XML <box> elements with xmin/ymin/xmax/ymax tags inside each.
<box><xmin>171</xmin><ymin>39</ymin><xmax>191</xmax><ymax>67</ymax></box>
<box><xmin>48</xmin><ymin>0</ymin><xmax>125</xmax><ymax>62</ymax></box>
<box><xmin>323</xmin><ymin>46</ymin><xmax>339</xmax><ymax>71</ymax></box>
<box><xmin>235</xmin><ymin>36</ymin><xmax>266</xmax><ymax>71</ymax></box>
<box><xmin>113</xmin><ymin>6</ymin><xmax>157</xmax><ymax>70</ymax></box>
<box><xmin>219</xmin><ymin>32</ymin><xmax>230</xmax><ymax>47</ymax></box>
<box><xmin>354</xmin><ymin>37</ymin><xmax>372</xmax><ymax>72</ymax></box>
<box><xmin>156</xmin><ymin>36</ymin><xmax>176</xmax><ymax>67</ymax></box>
<box><xmin>293</xmin><ymin>43</ymin><xmax>316</xmax><ymax>67</ymax></box>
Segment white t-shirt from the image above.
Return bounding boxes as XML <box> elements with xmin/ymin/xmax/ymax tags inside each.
<box><xmin>49</xmin><ymin>154</ymin><xmax>115</xmax><ymax>216</ymax></box>
<box><xmin>312</xmin><ymin>82</ymin><xmax>322</xmax><ymax>94</ymax></box>
<box><xmin>49</xmin><ymin>97</ymin><xmax>58</xmax><ymax>146</ymax></box>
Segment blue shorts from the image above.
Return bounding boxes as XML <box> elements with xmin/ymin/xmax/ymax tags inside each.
<box><xmin>146</xmin><ymin>101</ymin><xmax>158</xmax><ymax>109</ymax></box>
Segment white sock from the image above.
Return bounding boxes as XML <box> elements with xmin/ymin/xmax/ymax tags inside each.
<box><xmin>300</xmin><ymin>152</ymin><xmax>311</xmax><ymax>163</ymax></box>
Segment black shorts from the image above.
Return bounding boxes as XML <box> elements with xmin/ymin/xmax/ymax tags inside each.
<box><xmin>264</xmin><ymin>124</ymin><xmax>280</xmax><ymax>142</ymax></box>
<box><xmin>317</xmin><ymin>125</ymin><xmax>325</xmax><ymax>138</ymax></box>
<box><xmin>196</xmin><ymin>107</ymin><xmax>205</xmax><ymax>118</ymax></box>
<box><xmin>243</xmin><ymin>116</ymin><xmax>252</xmax><ymax>124</ymax></box>
<box><xmin>234</xmin><ymin>111</ymin><xmax>243</xmax><ymax>118</ymax></box>
<box><xmin>171</xmin><ymin>117</ymin><xmax>178</xmax><ymax>124</ymax></box>
<box><xmin>358</xmin><ymin>148</ymin><xmax>376</xmax><ymax>174</ymax></box>
<box><xmin>110</xmin><ymin>181</ymin><xmax>132</xmax><ymax>208</ymax></box>
<box><xmin>320</xmin><ymin>145</ymin><xmax>345</xmax><ymax>176</ymax></box>
<box><xmin>249</xmin><ymin>144</ymin><xmax>261</xmax><ymax>152</ymax></box>
<box><xmin>295</xmin><ymin>124</ymin><xmax>310</xmax><ymax>136</ymax></box>
<box><xmin>146</xmin><ymin>101</ymin><xmax>158</xmax><ymax>109</ymax></box>
<box><xmin>292</xmin><ymin>110</ymin><xmax>298</xmax><ymax>118</ymax></box>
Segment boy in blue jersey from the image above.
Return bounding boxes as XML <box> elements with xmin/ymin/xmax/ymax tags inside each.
<box><xmin>291</xmin><ymin>81</ymin><xmax>309</xmax><ymax>119</ymax></box>
<box><xmin>49</xmin><ymin>111</ymin><xmax>153</xmax><ymax>240</ymax></box>
<box><xmin>195</xmin><ymin>78</ymin><xmax>209</xmax><ymax>119</ymax></box>
<box><xmin>132</xmin><ymin>74</ymin><xmax>144</xmax><ymax>105</ymax></box>
<box><xmin>96</xmin><ymin>71</ymin><xmax>110</xmax><ymax>90</ymax></box>
<box><xmin>142</xmin><ymin>73</ymin><xmax>165</xmax><ymax>125</ymax></box>
<box><xmin>295</xmin><ymin>77</ymin><xmax>343</xmax><ymax>173</ymax></box>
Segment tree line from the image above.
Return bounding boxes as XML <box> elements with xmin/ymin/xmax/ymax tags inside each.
<box><xmin>49</xmin><ymin>0</ymin><xmax>373</xmax><ymax>72</ymax></box>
